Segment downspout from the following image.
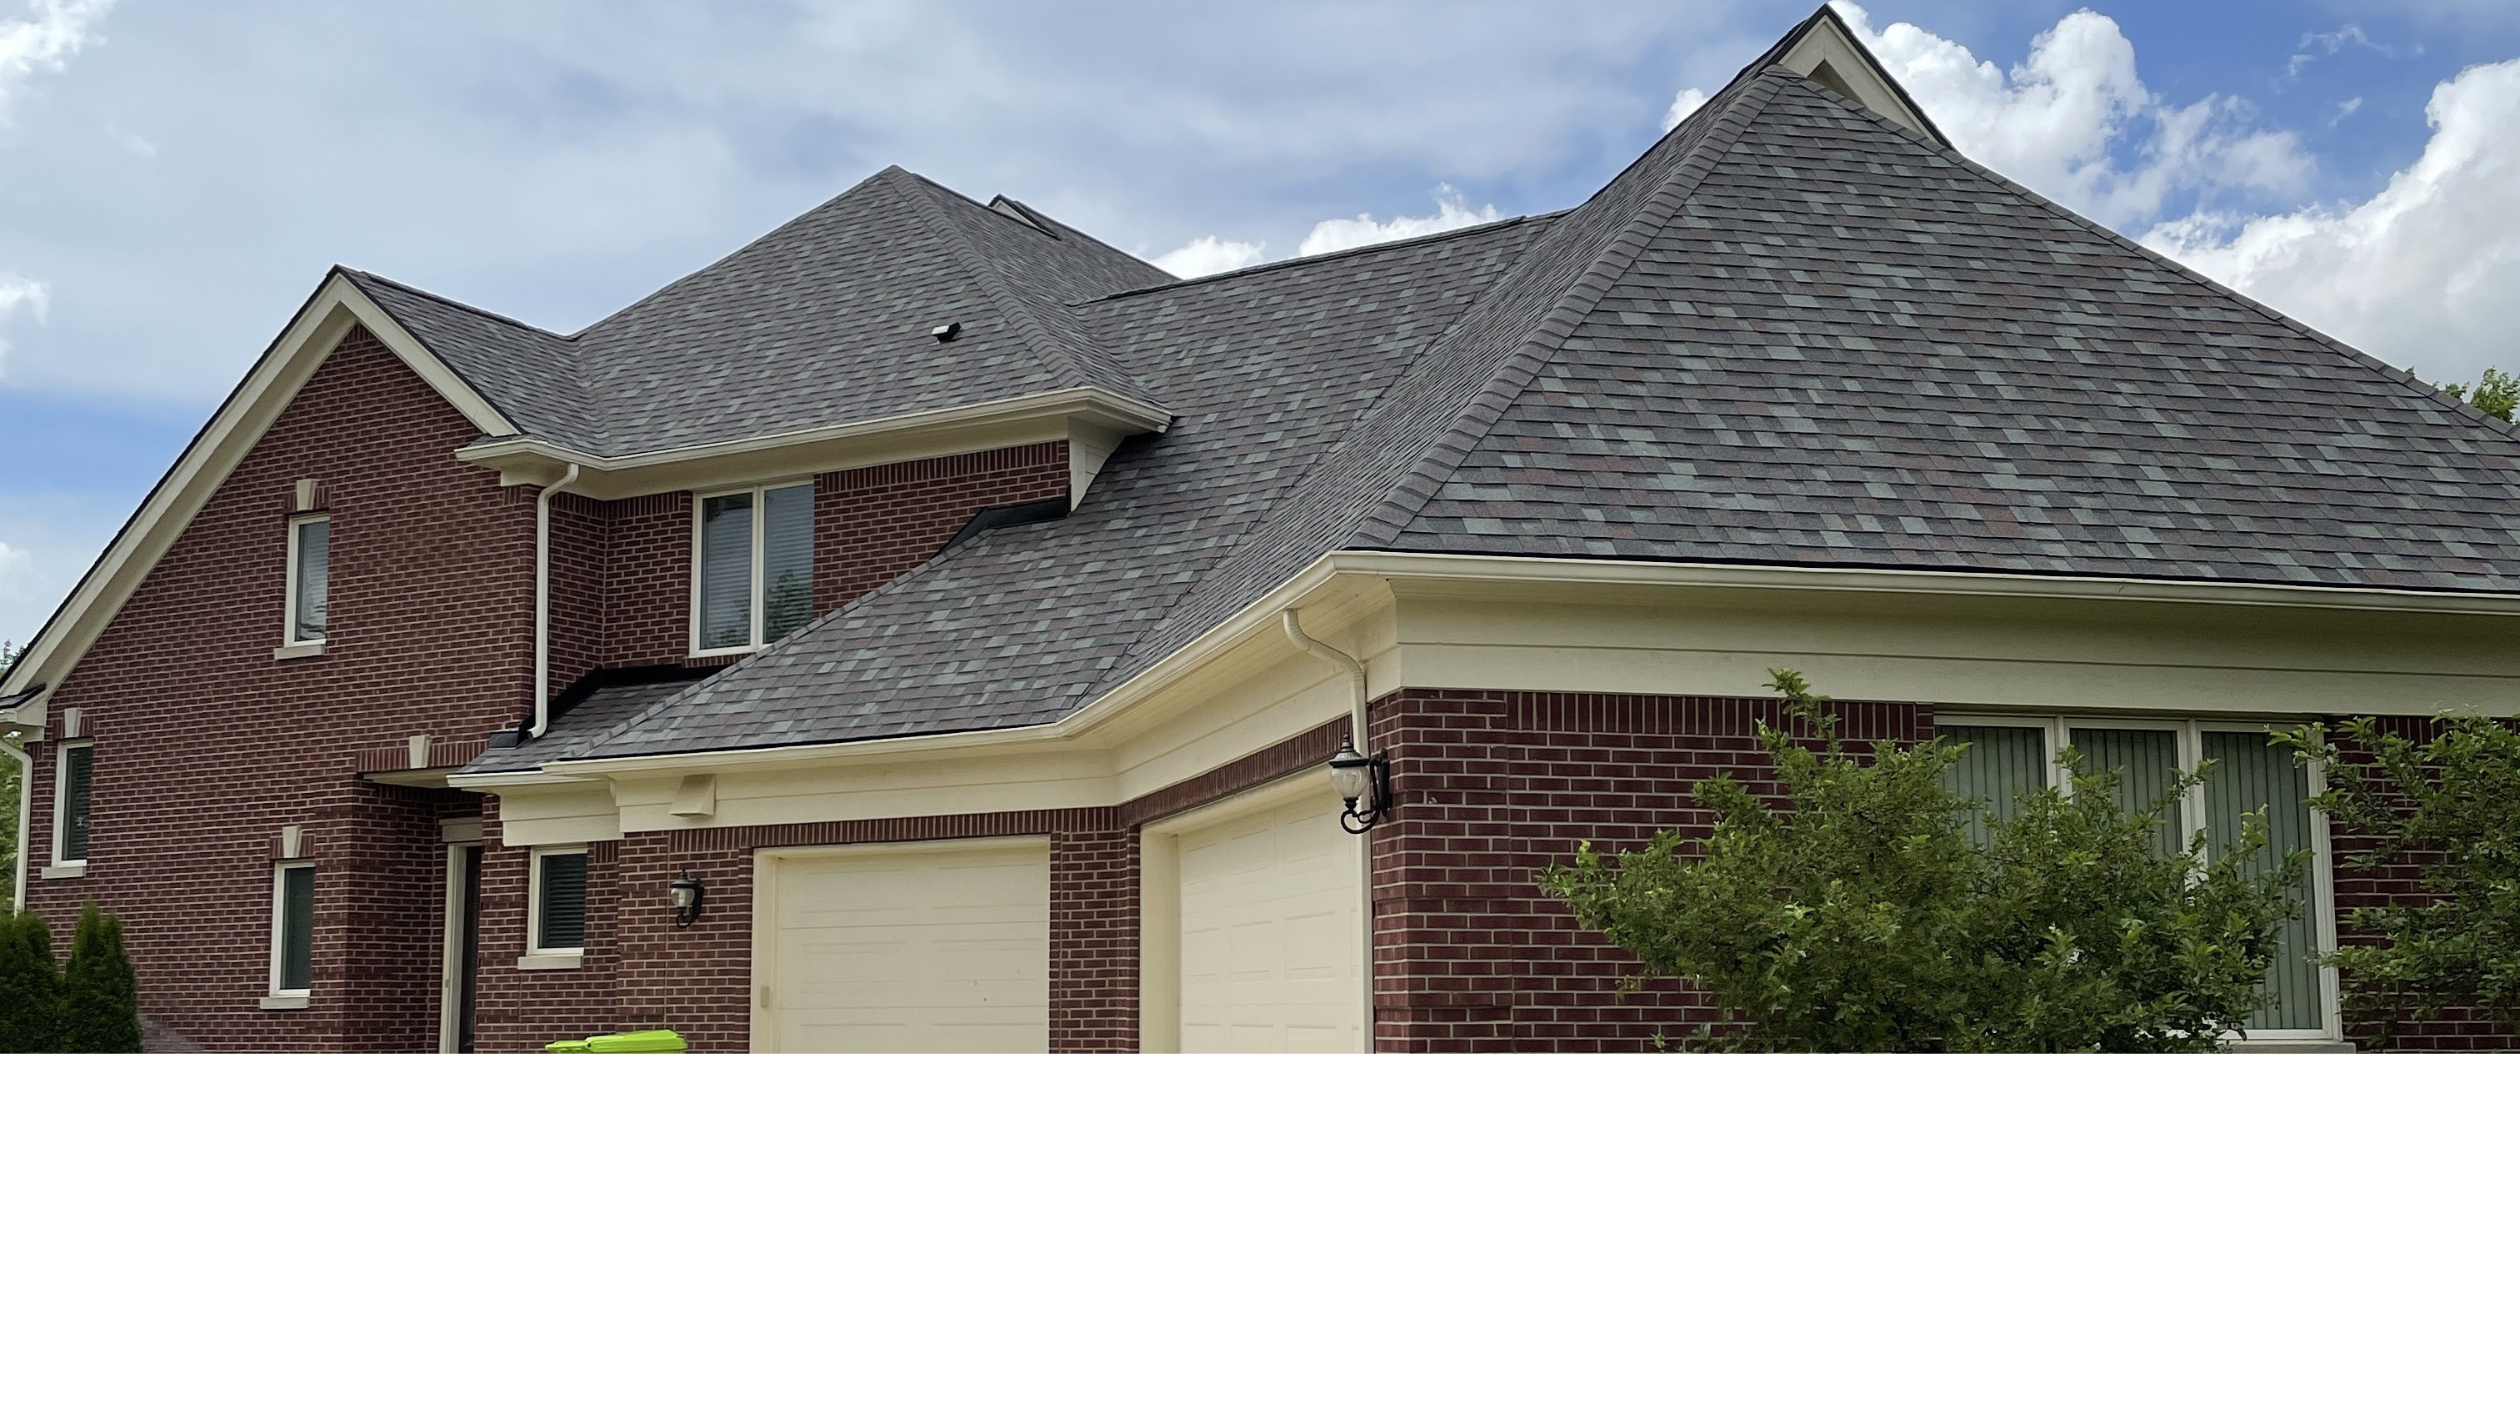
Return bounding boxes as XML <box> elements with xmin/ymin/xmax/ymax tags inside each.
<box><xmin>1283</xmin><ymin>609</ymin><xmax>1375</xmax><ymax>1054</ymax></box>
<box><xmin>2</xmin><ymin>735</ymin><xmax>29</xmax><ymax>913</ymax></box>
<box><xmin>531</xmin><ymin>464</ymin><xmax>582</xmax><ymax>739</ymax></box>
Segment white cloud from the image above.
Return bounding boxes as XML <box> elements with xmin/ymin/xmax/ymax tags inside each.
<box><xmin>0</xmin><ymin>0</ymin><xmax>112</xmax><ymax>123</ymax></box>
<box><xmin>2145</xmin><ymin>57</ymin><xmax>2520</xmax><ymax>384</ymax></box>
<box><xmin>1297</xmin><ymin>185</ymin><xmax>1500</xmax><ymax>257</ymax></box>
<box><xmin>1153</xmin><ymin>235</ymin><xmax>1266</xmax><ymax>279</ymax></box>
<box><xmin>0</xmin><ymin>271</ymin><xmax>48</xmax><ymax>375</ymax></box>
<box><xmin>1663</xmin><ymin>86</ymin><xmax>1708</xmax><ymax>132</ymax></box>
<box><xmin>1830</xmin><ymin>2</ymin><xmax>2310</xmax><ymax>228</ymax></box>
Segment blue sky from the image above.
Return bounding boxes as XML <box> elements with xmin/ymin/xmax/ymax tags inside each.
<box><xmin>5</xmin><ymin>0</ymin><xmax>2520</xmax><ymax>647</ymax></box>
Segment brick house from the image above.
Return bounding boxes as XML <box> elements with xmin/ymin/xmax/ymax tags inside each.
<box><xmin>9</xmin><ymin>9</ymin><xmax>2520</xmax><ymax>1052</ymax></box>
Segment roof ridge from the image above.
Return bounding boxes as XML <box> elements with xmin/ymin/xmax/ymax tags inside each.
<box><xmin>1081</xmin><ymin>213</ymin><xmax>1556</xmax><ymax>306</ymax></box>
<box><xmin>889</xmin><ymin>168</ymin><xmax>1148</xmax><ymax>400</ymax></box>
<box><xmin>986</xmin><ymin>192</ymin><xmax>1179</xmax><ymax>287</ymax></box>
<box><xmin>341</xmin><ymin>268</ymin><xmax>576</xmax><ymax>341</ymax></box>
<box><xmin>1352</xmin><ymin>69</ymin><xmax>1788</xmax><ymax>548</ymax></box>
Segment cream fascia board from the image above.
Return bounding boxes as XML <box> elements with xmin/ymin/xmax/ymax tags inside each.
<box><xmin>1773</xmin><ymin>10</ymin><xmax>1941</xmax><ymax>141</ymax></box>
<box><xmin>0</xmin><ymin>272</ymin><xmax>515</xmax><ymax>706</ymax></box>
<box><xmin>512</xmin><ymin>551</ymin><xmax>2520</xmax><ymax>783</ymax></box>
<box><xmin>462</xmin><ymin>387</ymin><xmax>1171</xmax><ymax>501</ymax></box>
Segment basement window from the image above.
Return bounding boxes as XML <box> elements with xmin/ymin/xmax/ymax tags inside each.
<box><xmin>287</xmin><ymin>513</ymin><xmax>330</xmax><ymax>646</ymax></box>
<box><xmin>694</xmin><ymin>483</ymin><xmax>814</xmax><ymax>654</ymax></box>
<box><xmin>270</xmin><ymin>861</ymin><xmax>315</xmax><ymax>997</ymax></box>
<box><xmin>1940</xmin><ymin>716</ymin><xmax>2336</xmax><ymax>1041</ymax></box>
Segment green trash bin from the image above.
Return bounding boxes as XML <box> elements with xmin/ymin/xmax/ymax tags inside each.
<box><xmin>545</xmin><ymin>1030</ymin><xmax>687</xmax><ymax>1054</ymax></box>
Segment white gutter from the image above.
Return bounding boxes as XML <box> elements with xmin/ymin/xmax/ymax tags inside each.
<box><xmin>3</xmin><ymin>735</ymin><xmax>30</xmax><ymax>913</ymax></box>
<box><xmin>531</xmin><ymin>463</ymin><xmax>581</xmax><ymax>739</ymax></box>
<box><xmin>1281</xmin><ymin>609</ymin><xmax>1370</xmax><ymax>750</ymax></box>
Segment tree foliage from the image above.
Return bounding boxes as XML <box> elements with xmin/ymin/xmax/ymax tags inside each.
<box><xmin>2440</xmin><ymin>368</ymin><xmax>2520</xmax><ymax>421</ymax></box>
<box><xmin>59</xmin><ymin>902</ymin><xmax>141</xmax><ymax>1054</ymax></box>
<box><xmin>1541</xmin><ymin>672</ymin><xmax>2303</xmax><ymax>1052</ymax></box>
<box><xmin>0</xmin><ymin>911</ymin><xmax>60</xmax><ymax>1053</ymax></box>
<box><xmin>2278</xmin><ymin>715</ymin><xmax>2520</xmax><ymax>1042</ymax></box>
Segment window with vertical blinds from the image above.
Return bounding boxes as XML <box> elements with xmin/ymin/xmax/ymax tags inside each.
<box><xmin>290</xmin><ymin>515</ymin><xmax>329</xmax><ymax>644</ymax></box>
<box><xmin>275</xmin><ymin>863</ymin><xmax>315</xmax><ymax>993</ymax></box>
<box><xmin>57</xmin><ymin>743</ymin><xmax>92</xmax><ymax>863</ymax></box>
<box><xmin>695</xmin><ymin>484</ymin><xmax>815</xmax><ymax>651</ymax></box>
<box><xmin>536</xmin><ymin>852</ymin><xmax>588</xmax><ymax>954</ymax></box>
<box><xmin>1942</xmin><ymin>718</ymin><xmax>2332</xmax><ymax>1036</ymax></box>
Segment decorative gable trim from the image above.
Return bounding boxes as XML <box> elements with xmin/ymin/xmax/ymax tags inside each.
<box><xmin>1768</xmin><ymin>5</ymin><xmax>1948</xmax><ymax>146</ymax></box>
<box><xmin>0</xmin><ymin>271</ymin><xmax>517</xmax><ymax>723</ymax></box>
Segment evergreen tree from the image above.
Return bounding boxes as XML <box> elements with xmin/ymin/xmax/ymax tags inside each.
<box><xmin>0</xmin><ymin>911</ymin><xmax>60</xmax><ymax>1054</ymax></box>
<box><xmin>59</xmin><ymin>902</ymin><xmax>140</xmax><ymax>1054</ymax></box>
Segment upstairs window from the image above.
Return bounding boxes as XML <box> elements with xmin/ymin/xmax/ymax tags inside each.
<box><xmin>695</xmin><ymin>484</ymin><xmax>814</xmax><ymax>653</ymax></box>
<box><xmin>287</xmin><ymin>513</ymin><xmax>330</xmax><ymax>645</ymax></box>
<box><xmin>271</xmin><ymin>862</ymin><xmax>315</xmax><ymax>995</ymax></box>
<box><xmin>53</xmin><ymin>742</ymin><xmax>93</xmax><ymax>866</ymax></box>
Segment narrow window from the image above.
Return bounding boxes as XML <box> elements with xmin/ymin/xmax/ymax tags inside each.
<box><xmin>1942</xmin><ymin>725</ymin><xmax>2046</xmax><ymax>846</ymax></box>
<box><xmin>2201</xmin><ymin>733</ymin><xmax>2322</xmax><ymax>1033</ymax></box>
<box><xmin>695</xmin><ymin>484</ymin><xmax>814</xmax><ymax>652</ymax></box>
<box><xmin>288</xmin><ymin>514</ymin><xmax>330</xmax><ymax>645</ymax></box>
<box><xmin>55</xmin><ymin>742</ymin><xmax>92</xmax><ymax>865</ymax></box>
<box><xmin>533</xmin><ymin>850</ymin><xmax>589</xmax><ymax>954</ymax></box>
<box><xmin>273</xmin><ymin>862</ymin><xmax>315</xmax><ymax>994</ymax></box>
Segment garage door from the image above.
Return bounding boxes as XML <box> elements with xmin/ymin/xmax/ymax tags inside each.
<box><xmin>756</xmin><ymin>839</ymin><xmax>1050</xmax><ymax>1053</ymax></box>
<box><xmin>1177</xmin><ymin>787</ymin><xmax>1365</xmax><ymax>1053</ymax></box>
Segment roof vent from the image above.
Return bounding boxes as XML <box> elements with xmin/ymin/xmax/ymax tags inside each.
<box><xmin>931</xmin><ymin>321</ymin><xmax>963</xmax><ymax>343</ymax></box>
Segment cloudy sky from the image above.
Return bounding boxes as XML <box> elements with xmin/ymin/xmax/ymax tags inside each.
<box><xmin>4</xmin><ymin>0</ymin><xmax>2520</xmax><ymax>646</ymax></box>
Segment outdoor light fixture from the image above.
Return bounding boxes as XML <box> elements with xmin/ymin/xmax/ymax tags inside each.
<box><xmin>668</xmin><ymin>874</ymin><xmax>707</xmax><ymax>929</ymax></box>
<box><xmin>1328</xmin><ymin>740</ymin><xmax>1391</xmax><ymax>835</ymax></box>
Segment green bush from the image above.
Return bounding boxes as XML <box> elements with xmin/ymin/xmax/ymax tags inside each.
<box><xmin>0</xmin><ymin>911</ymin><xmax>60</xmax><ymax>1054</ymax></box>
<box><xmin>59</xmin><ymin>902</ymin><xmax>140</xmax><ymax>1054</ymax></box>
<box><xmin>1542</xmin><ymin>672</ymin><xmax>2304</xmax><ymax>1052</ymax></box>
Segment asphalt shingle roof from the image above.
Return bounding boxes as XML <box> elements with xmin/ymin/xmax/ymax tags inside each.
<box><xmin>432</xmin><ymin>43</ymin><xmax>2520</xmax><ymax>773</ymax></box>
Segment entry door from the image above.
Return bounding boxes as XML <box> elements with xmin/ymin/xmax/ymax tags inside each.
<box><xmin>1176</xmin><ymin>787</ymin><xmax>1366</xmax><ymax>1053</ymax></box>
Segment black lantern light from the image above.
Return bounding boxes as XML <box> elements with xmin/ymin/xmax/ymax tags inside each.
<box><xmin>1328</xmin><ymin>740</ymin><xmax>1391</xmax><ymax>835</ymax></box>
<box><xmin>668</xmin><ymin>873</ymin><xmax>707</xmax><ymax>928</ymax></box>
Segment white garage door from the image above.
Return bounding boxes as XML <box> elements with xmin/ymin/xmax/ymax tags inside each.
<box><xmin>1177</xmin><ymin>787</ymin><xmax>1365</xmax><ymax>1053</ymax></box>
<box><xmin>756</xmin><ymin>839</ymin><xmax>1050</xmax><ymax>1054</ymax></box>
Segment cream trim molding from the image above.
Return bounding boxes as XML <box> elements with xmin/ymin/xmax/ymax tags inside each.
<box><xmin>0</xmin><ymin>272</ymin><xmax>517</xmax><ymax>722</ymax></box>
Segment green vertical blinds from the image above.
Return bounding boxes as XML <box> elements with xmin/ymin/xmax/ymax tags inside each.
<box><xmin>1943</xmin><ymin>725</ymin><xmax>2046</xmax><ymax>845</ymax></box>
<box><xmin>59</xmin><ymin>744</ymin><xmax>91</xmax><ymax>862</ymax></box>
<box><xmin>538</xmin><ymin>853</ymin><xmax>588</xmax><ymax>953</ymax></box>
<box><xmin>762</xmin><ymin>483</ymin><xmax>815</xmax><ymax>644</ymax></box>
<box><xmin>698</xmin><ymin>493</ymin><xmax>753</xmax><ymax>650</ymax></box>
<box><xmin>278</xmin><ymin>864</ymin><xmax>315</xmax><ymax>992</ymax></box>
<box><xmin>2070</xmin><ymin>727</ymin><xmax>2183</xmax><ymax>858</ymax></box>
<box><xmin>2203</xmin><ymin>733</ymin><xmax>2321</xmax><ymax>1032</ymax></box>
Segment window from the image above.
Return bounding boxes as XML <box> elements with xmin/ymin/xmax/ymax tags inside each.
<box><xmin>1940</xmin><ymin>716</ymin><xmax>2334</xmax><ymax>1037</ymax></box>
<box><xmin>271</xmin><ymin>861</ymin><xmax>315</xmax><ymax>995</ymax></box>
<box><xmin>287</xmin><ymin>514</ymin><xmax>330</xmax><ymax>645</ymax></box>
<box><xmin>694</xmin><ymin>484</ymin><xmax>813</xmax><ymax>652</ymax></box>
<box><xmin>53</xmin><ymin>742</ymin><xmax>92</xmax><ymax>866</ymax></box>
<box><xmin>531</xmin><ymin>849</ymin><xmax>589</xmax><ymax>955</ymax></box>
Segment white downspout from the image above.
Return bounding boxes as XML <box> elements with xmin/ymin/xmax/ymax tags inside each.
<box><xmin>1283</xmin><ymin>609</ymin><xmax>1376</xmax><ymax>1054</ymax></box>
<box><xmin>531</xmin><ymin>464</ymin><xmax>581</xmax><ymax>739</ymax></box>
<box><xmin>2</xmin><ymin>734</ymin><xmax>30</xmax><ymax>913</ymax></box>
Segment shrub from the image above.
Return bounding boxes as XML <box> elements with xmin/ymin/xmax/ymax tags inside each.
<box><xmin>0</xmin><ymin>911</ymin><xmax>60</xmax><ymax>1053</ymax></box>
<box><xmin>59</xmin><ymin>902</ymin><xmax>140</xmax><ymax>1054</ymax></box>
<box><xmin>1542</xmin><ymin>672</ymin><xmax>2303</xmax><ymax>1052</ymax></box>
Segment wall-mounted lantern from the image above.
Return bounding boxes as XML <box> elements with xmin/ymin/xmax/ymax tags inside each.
<box><xmin>668</xmin><ymin>874</ymin><xmax>707</xmax><ymax>929</ymax></box>
<box><xmin>1328</xmin><ymin>741</ymin><xmax>1391</xmax><ymax>835</ymax></box>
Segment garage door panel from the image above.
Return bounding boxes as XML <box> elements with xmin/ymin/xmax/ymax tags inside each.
<box><xmin>1177</xmin><ymin>789</ymin><xmax>1365</xmax><ymax>1055</ymax></box>
<box><xmin>762</xmin><ymin>841</ymin><xmax>1050</xmax><ymax>1054</ymax></box>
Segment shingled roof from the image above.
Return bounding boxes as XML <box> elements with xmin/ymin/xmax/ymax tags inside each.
<box><xmin>439</xmin><ymin>12</ymin><xmax>2520</xmax><ymax>769</ymax></box>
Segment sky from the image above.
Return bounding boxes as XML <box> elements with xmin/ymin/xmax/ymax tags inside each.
<box><xmin>5</xmin><ymin>0</ymin><xmax>2520</xmax><ymax>648</ymax></box>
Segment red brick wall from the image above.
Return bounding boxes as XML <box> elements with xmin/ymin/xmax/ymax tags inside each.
<box><xmin>20</xmin><ymin>327</ymin><xmax>531</xmax><ymax>1050</ymax></box>
<box><xmin>1366</xmin><ymin>689</ymin><xmax>1935</xmax><ymax>1052</ymax></box>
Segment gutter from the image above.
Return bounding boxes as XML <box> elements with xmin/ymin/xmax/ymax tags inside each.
<box><xmin>3</xmin><ymin>735</ymin><xmax>29</xmax><ymax>913</ymax></box>
<box><xmin>1281</xmin><ymin>610</ymin><xmax>1370</xmax><ymax>750</ymax></box>
<box><xmin>532</xmin><ymin>463</ymin><xmax>582</xmax><ymax>739</ymax></box>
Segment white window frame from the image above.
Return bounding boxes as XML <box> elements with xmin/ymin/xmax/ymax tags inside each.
<box><xmin>49</xmin><ymin>739</ymin><xmax>94</xmax><ymax>872</ymax></box>
<box><xmin>687</xmin><ymin>481</ymin><xmax>812</xmax><ymax>657</ymax></box>
<box><xmin>268</xmin><ymin>859</ymin><xmax>316</xmax><ymax>1002</ymax></box>
<box><xmin>522</xmin><ymin>845</ymin><xmax>590</xmax><ymax>970</ymax></box>
<box><xmin>1939</xmin><ymin>712</ymin><xmax>2342</xmax><ymax>1045</ymax></box>
<box><xmin>284</xmin><ymin>512</ymin><xmax>331</xmax><ymax>649</ymax></box>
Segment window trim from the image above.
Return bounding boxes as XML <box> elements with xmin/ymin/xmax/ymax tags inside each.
<box><xmin>268</xmin><ymin>859</ymin><xmax>316</xmax><ymax>1001</ymax></box>
<box><xmin>523</xmin><ymin>845</ymin><xmax>591</xmax><ymax>968</ymax></box>
<box><xmin>1938</xmin><ymin>711</ymin><xmax>2343</xmax><ymax>1044</ymax></box>
<box><xmin>687</xmin><ymin>481</ymin><xmax>813</xmax><ymax>657</ymax></box>
<box><xmin>50</xmin><ymin>739</ymin><xmax>93</xmax><ymax>870</ymax></box>
<box><xmin>284</xmin><ymin>512</ymin><xmax>331</xmax><ymax>648</ymax></box>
